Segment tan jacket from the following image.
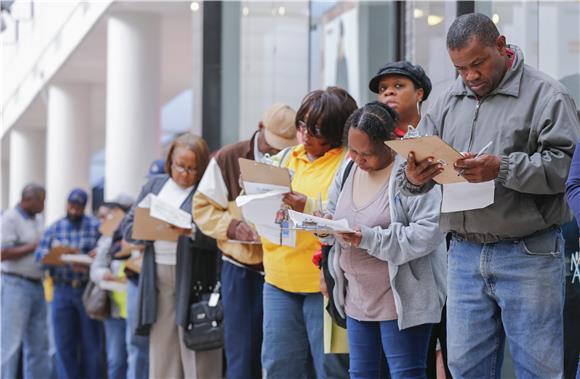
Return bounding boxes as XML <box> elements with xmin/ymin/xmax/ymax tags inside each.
<box><xmin>193</xmin><ymin>134</ymin><xmax>263</xmax><ymax>268</ymax></box>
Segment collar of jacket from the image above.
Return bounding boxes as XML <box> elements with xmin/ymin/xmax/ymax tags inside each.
<box><xmin>450</xmin><ymin>44</ymin><xmax>524</xmax><ymax>99</ymax></box>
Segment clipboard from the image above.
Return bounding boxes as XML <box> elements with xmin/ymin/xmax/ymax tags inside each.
<box><xmin>42</xmin><ymin>246</ymin><xmax>78</xmax><ymax>266</ymax></box>
<box><xmin>125</xmin><ymin>254</ymin><xmax>143</xmax><ymax>274</ymax></box>
<box><xmin>385</xmin><ymin>136</ymin><xmax>467</xmax><ymax>184</ymax></box>
<box><xmin>132</xmin><ymin>207</ymin><xmax>180</xmax><ymax>242</ymax></box>
<box><xmin>99</xmin><ymin>208</ymin><xmax>126</xmax><ymax>237</ymax></box>
<box><xmin>239</xmin><ymin>158</ymin><xmax>292</xmax><ymax>189</ymax></box>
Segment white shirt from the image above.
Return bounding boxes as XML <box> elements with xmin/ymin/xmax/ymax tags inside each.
<box><xmin>154</xmin><ymin>179</ymin><xmax>193</xmax><ymax>265</ymax></box>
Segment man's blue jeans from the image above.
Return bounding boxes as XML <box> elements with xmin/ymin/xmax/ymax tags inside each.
<box><xmin>447</xmin><ymin>230</ymin><xmax>565</xmax><ymax>378</ymax></box>
<box><xmin>51</xmin><ymin>284</ymin><xmax>103</xmax><ymax>379</ymax></box>
<box><xmin>126</xmin><ymin>278</ymin><xmax>149</xmax><ymax>379</ymax></box>
<box><xmin>262</xmin><ymin>283</ymin><xmax>349</xmax><ymax>379</ymax></box>
<box><xmin>346</xmin><ymin>317</ymin><xmax>432</xmax><ymax>379</ymax></box>
<box><xmin>104</xmin><ymin>317</ymin><xmax>128</xmax><ymax>379</ymax></box>
<box><xmin>221</xmin><ymin>260</ymin><xmax>263</xmax><ymax>379</ymax></box>
<box><xmin>1</xmin><ymin>274</ymin><xmax>50</xmax><ymax>379</ymax></box>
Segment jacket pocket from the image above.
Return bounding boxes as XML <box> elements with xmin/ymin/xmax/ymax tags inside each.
<box><xmin>519</xmin><ymin>229</ymin><xmax>561</xmax><ymax>257</ymax></box>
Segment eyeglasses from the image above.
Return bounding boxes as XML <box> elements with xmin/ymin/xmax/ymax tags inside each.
<box><xmin>172</xmin><ymin>163</ymin><xmax>198</xmax><ymax>175</ymax></box>
<box><xmin>297</xmin><ymin>120</ymin><xmax>323</xmax><ymax>138</ymax></box>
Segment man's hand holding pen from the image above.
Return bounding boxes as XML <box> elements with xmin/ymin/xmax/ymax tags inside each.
<box><xmin>454</xmin><ymin>153</ymin><xmax>500</xmax><ymax>183</ymax></box>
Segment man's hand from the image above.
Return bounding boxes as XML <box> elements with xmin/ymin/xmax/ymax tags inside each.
<box><xmin>320</xmin><ymin>270</ymin><xmax>329</xmax><ymax>298</ymax></box>
<box><xmin>336</xmin><ymin>228</ymin><xmax>363</xmax><ymax>248</ymax></box>
<box><xmin>169</xmin><ymin>225</ymin><xmax>192</xmax><ymax>236</ymax></box>
<box><xmin>454</xmin><ymin>153</ymin><xmax>500</xmax><ymax>183</ymax></box>
<box><xmin>283</xmin><ymin>192</ymin><xmax>307</xmax><ymax>212</ymax></box>
<box><xmin>405</xmin><ymin>152</ymin><xmax>444</xmax><ymax>186</ymax></box>
<box><xmin>234</xmin><ymin>222</ymin><xmax>259</xmax><ymax>242</ymax></box>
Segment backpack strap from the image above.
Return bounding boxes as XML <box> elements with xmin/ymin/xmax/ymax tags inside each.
<box><xmin>340</xmin><ymin>160</ymin><xmax>355</xmax><ymax>191</ymax></box>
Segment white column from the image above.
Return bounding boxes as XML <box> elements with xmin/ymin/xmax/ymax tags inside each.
<box><xmin>45</xmin><ymin>84</ymin><xmax>92</xmax><ymax>225</ymax></box>
<box><xmin>9</xmin><ymin>129</ymin><xmax>46</xmax><ymax>207</ymax></box>
<box><xmin>105</xmin><ymin>13</ymin><xmax>161</xmax><ymax>201</ymax></box>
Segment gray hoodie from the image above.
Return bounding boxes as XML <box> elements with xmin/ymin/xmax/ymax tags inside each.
<box><xmin>399</xmin><ymin>45</ymin><xmax>580</xmax><ymax>243</ymax></box>
<box><xmin>326</xmin><ymin>157</ymin><xmax>447</xmax><ymax>330</ymax></box>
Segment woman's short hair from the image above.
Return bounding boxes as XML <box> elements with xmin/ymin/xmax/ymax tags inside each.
<box><xmin>295</xmin><ymin>87</ymin><xmax>358</xmax><ymax>148</ymax></box>
<box><xmin>343</xmin><ymin>101</ymin><xmax>399</xmax><ymax>145</ymax></box>
<box><xmin>164</xmin><ymin>132</ymin><xmax>210</xmax><ymax>184</ymax></box>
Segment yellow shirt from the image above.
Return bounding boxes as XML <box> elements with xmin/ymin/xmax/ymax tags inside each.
<box><xmin>262</xmin><ymin>145</ymin><xmax>346</xmax><ymax>293</ymax></box>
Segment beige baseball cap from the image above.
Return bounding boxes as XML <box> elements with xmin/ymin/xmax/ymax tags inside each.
<box><xmin>262</xmin><ymin>103</ymin><xmax>298</xmax><ymax>150</ymax></box>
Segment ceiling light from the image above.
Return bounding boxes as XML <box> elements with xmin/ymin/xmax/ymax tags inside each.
<box><xmin>492</xmin><ymin>13</ymin><xmax>500</xmax><ymax>24</ymax></box>
<box><xmin>278</xmin><ymin>6</ymin><xmax>286</xmax><ymax>16</ymax></box>
<box><xmin>413</xmin><ymin>8</ymin><xmax>424</xmax><ymax>19</ymax></box>
<box><xmin>242</xmin><ymin>6</ymin><xmax>249</xmax><ymax>16</ymax></box>
<box><xmin>427</xmin><ymin>15</ymin><xmax>444</xmax><ymax>26</ymax></box>
<box><xmin>190</xmin><ymin>2</ymin><xmax>199</xmax><ymax>12</ymax></box>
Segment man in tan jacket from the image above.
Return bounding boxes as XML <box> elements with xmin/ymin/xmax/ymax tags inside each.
<box><xmin>193</xmin><ymin>103</ymin><xmax>297</xmax><ymax>379</ymax></box>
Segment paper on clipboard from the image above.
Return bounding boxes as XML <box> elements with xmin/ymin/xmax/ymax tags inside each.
<box><xmin>441</xmin><ymin>181</ymin><xmax>495</xmax><ymax>213</ymax></box>
<box><xmin>149</xmin><ymin>196</ymin><xmax>192</xmax><ymax>229</ymax></box>
<box><xmin>287</xmin><ymin>210</ymin><xmax>354</xmax><ymax>233</ymax></box>
<box><xmin>239</xmin><ymin>158</ymin><xmax>292</xmax><ymax>193</ymax></box>
<box><xmin>385</xmin><ymin>136</ymin><xmax>467</xmax><ymax>184</ymax></box>
<box><xmin>99</xmin><ymin>208</ymin><xmax>126</xmax><ymax>237</ymax></box>
<box><xmin>42</xmin><ymin>246</ymin><xmax>78</xmax><ymax>266</ymax></box>
<box><xmin>132</xmin><ymin>195</ymin><xmax>181</xmax><ymax>242</ymax></box>
<box><xmin>60</xmin><ymin>254</ymin><xmax>94</xmax><ymax>265</ymax></box>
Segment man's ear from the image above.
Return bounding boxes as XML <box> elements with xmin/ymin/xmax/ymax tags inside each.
<box><xmin>416</xmin><ymin>88</ymin><xmax>424</xmax><ymax>103</ymax></box>
<box><xmin>496</xmin><ymin>35</ymin><xmax>507</xmax><ymax>55</ymax></box>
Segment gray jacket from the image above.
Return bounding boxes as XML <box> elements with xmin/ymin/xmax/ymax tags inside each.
<box><xmin>326</xmin><ymin>157</ymin><xmax>447</xmax><ymax>330</ymax></box>
<box><xmin>399</xmin><ymin>45</ymin><xmax>580</xmax><ymax>243</ymax></box>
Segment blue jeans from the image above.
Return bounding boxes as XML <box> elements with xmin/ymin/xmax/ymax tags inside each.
<box><xmin>1</xmin><ymin>274</ymin><xmax>50</xmax><ymax>379</ymax></box>
<box><xmin>104</xmin><ymin>318</ymin><xmax>128</xmax><ymax>379</ymax></box>
<box><xmin>126</xmin><ymin>279</ymin><xmax>149</xmax><ymax>379</ymax></box>
<box><xmin>447</xmin><ymin>230</ymin><xmax>565</xmax><ymax>378</ymax></box>
<box><xmin>346</xmin><ymin>317</ymin><xmax>432</xmax><ymax>379</ymax></box>
<box><xmin>262</xmin><ymin>283</ymin><xmax>348</xmax><ymax>379</ymax></box>
<box><xmin>221</xmin><ymin>260</ymin><xmax>263</xmax><ymax>379</ymax></box>
<box><xmin>51</xmin><ymin>284</ymin><xmax>103</xmax><ymax>379</ymax></box>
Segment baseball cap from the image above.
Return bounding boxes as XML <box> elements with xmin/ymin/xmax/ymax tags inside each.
<box><xmin>67</xmin><ymin>188</ymin><xmax>88</xmax><ymax>207</ymax></box>
<box><xmin>369</xmin><ymin>60</ymin><xmax>432</xmax><ymax>101</ymax></box>
<box><xmin>103</xmin><ymin>193</ymin><xmax>134</xmax><ymax>212</ymax></box>
<box><xmin>262</xmin><ymin>103</ymin><xmax>298</xmax><ymax>150</ymax></box>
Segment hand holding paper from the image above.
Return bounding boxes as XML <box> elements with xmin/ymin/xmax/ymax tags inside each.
<box><xmin>287</xmin><ymin>210</ymin><xmax>354</xmax><ymax>234</ymax></box>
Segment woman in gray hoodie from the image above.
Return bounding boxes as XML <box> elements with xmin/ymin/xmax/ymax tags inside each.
<box><xmin>323</xmin><ymin>101</ymin><xmax>447</xmax><ymax>379</ymax></box>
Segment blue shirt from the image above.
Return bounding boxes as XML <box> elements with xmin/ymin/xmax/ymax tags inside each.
<box><xmin>35</xmin><ymin>215</ymin><xmax>101</xmax><ymax>283</ymax></box>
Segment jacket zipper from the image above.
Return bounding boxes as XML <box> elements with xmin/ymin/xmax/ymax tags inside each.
<box><xmin>467</xmin><ymin>99</ymin><xmax>481</xmax><ymax>152</ymax></box>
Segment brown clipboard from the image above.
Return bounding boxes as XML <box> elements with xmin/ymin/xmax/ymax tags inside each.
<box><xmin>239</xmin><ymin>158</ymin><xmax>292</xmax><ymax>188</ymax></box>
<box><xmin>131</xmin><ymin>207</ymin><xmax>180</xmax><ymax>242</ymax></box>
<box><xmin>42</xmin><ymin>246</ymin><xmax>78</xmax><ymax>266</ymax></box>
<box><xmin>125</xmin><ymin>254</ymin><xmax>143</xmax><ymax>274</ymax></box>
<box><xmin>99</xmin><ymin>208</ymin><xmax>126</xmax><ymax>237</ymax></box>
<box><xmin>385</xmin><ymin>136</ymin><xmax>467</xmax><ymax>184</ymax></box>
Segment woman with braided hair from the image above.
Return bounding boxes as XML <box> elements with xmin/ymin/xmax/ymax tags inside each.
<box><xmin>322</xmin><ymin>101</ymin><xmax>447</xmax><ymax>379</ymax></box>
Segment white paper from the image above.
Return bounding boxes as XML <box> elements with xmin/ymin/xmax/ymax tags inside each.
<box><xmin>149</xmin><ymin>195</ymin><xmax>192</xmax><ymax>229</ymax></box>
<box><xmin>236</xmin><ymin>191</ymin><xmax>296</xmax><ymax>247</ymax></box>
<box><xmin>60</xmin><ymin>254</ymin><xmax>94</xmax><ymax>265</ymax></box>
<box><xmin>242</xmin><ymin>181</ymin><xmax>290</xmax><ymax>195</ymax></box>
<box><xmin>137</xmin><ymin>193</ymin><xmax>153</xmax><ymax>208</ymax></box>
<box><xmin>99</xmin><ymin>280</ymin><xmax>128</xmax><ymax>292</ymax></box>
<box><xmin>441</xmin><ymin>181</ymin><xmax>495</xmax><ymax>213</ymax></box>
<box><xmin>287</xmin><ymin>210</ymin><xmax>354</xmax><ymax>233</ymax></box>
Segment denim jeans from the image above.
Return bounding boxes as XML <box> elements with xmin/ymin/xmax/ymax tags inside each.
<box><xmin>447</xmin><ymin>230</ymin><xmax>565</xmax><ymax>379</ymax></box>
<box><xmin>51</xmin><ymin>284</ymin><xmax>103</xmax><ymax>379</ymax></box>
<box><xmin>126</xmin><ymin>278</ymin><xmax>149</xmax><ymax>379</ymax></box>
<box><xmin>104</xmin><ymin>318</ymin><xmax>128</xmax><ymax>379</ymax></box>
<box><xmin>262</xmin><ymin>283</ymin><xmax>349</xmax><ymax>379</ymax></box>
<box><xmin>1</xmin><ymin>274</ymin><xmax>50</xmax><ymax>379</ymax></box>
<box><xmin>346</xmin><ymin>317</ymin><xmax>432</xmax><ymax>379</ymax></box>
<box><xmin>221</xmin><ymin>260</ymin><xmax>263</xmax><ymax>379</ymax></box>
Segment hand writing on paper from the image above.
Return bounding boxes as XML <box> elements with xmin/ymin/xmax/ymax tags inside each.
<box><xmin>234</xmin><ymin>221</ymin><xmax>259</xmax><ymax>242</ymax></box>
<box><xmin>454</xmin><ymin>153</ymin><xmax>500</xmax><ymax>183</ymax></box>
<box><xmin>336</xmin><ymin>228</ymin><xmax>362</xmax><ymax>248</ymax></box>
<box><xmin>405</xmin><ymin>152</ymin><xmax>444</xmax><ymax>186</ymax></box>
<box><xmin>283</xmin><ymin>192</ymin><xmax>307</xmax><ymax>213</ymax></box>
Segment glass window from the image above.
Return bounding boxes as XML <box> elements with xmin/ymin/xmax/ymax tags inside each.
<box><xmin>309</xmin><ymin>1</ymin><xmax>398</xmax><ymax>105</ymax></box>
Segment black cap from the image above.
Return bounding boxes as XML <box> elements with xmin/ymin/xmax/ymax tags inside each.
<box><xmin>369</xmin><ymin>61</ymin><xmax>432</xmax><ymax>101</ymax></box>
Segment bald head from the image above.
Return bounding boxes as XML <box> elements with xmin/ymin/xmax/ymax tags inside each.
<box><xmin>20</xmin><ymin>183</ymin><xmax>45</xmax><ymax>215</ymax></box>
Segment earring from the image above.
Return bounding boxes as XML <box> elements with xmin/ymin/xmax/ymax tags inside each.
<box><xmin>416</xmin><ymin>101</ymin><xmax>421</xmax><ymax>116</ymax></box>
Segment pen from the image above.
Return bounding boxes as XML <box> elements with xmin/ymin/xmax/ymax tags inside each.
<box><xmin>458</xmin><ymin>141</ymin><xmax>493</xmax><ymax>176</ymax></box>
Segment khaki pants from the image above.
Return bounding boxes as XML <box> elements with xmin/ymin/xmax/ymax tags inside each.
<box><xmin>150</xmin><ymin>264</ymin><xmax>223</xmax><ymax>379</ymax></box>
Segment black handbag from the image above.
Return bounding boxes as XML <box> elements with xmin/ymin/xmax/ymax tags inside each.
<box><xmin>320</xmin><ymin>244</ymin><xmax>346</xmax><ymax>328</ymax></box>
<box><xmin>182</xmin><ymin>283</ymin><xmax>224</xmax><ymax>351</ymax></box>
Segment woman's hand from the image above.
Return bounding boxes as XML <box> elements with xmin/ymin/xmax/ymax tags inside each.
<box><xmin>283</xmin><ymin>192</ymin><xmax>307</xmax><ymax>212</ymax></box>
<box><xmin>169</xmin><ymin>225</ymin><xmax>192</xmax><ymax>236</ymax></box>
<box><xmin>336</xmin><ymin>228</ymin><xmax>362</xmax><ymax>248</ymax></box>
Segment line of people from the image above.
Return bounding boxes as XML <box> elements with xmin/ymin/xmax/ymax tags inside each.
<box><xmin>2</xmin><ymin>12</ymin><xmax>580</xmax><ymax>379</ymax></box>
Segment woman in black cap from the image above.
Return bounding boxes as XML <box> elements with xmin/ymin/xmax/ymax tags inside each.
<box><xmin>368</xmin><ymin>61</ymin><xmax>432</xmax><ymax>138</ymax></box>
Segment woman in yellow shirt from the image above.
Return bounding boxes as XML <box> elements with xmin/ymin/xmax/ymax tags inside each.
<box><xmin>261</xmin><ymin>87</ymin><xmax>357</xmax><ymax>378</ymax></box>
